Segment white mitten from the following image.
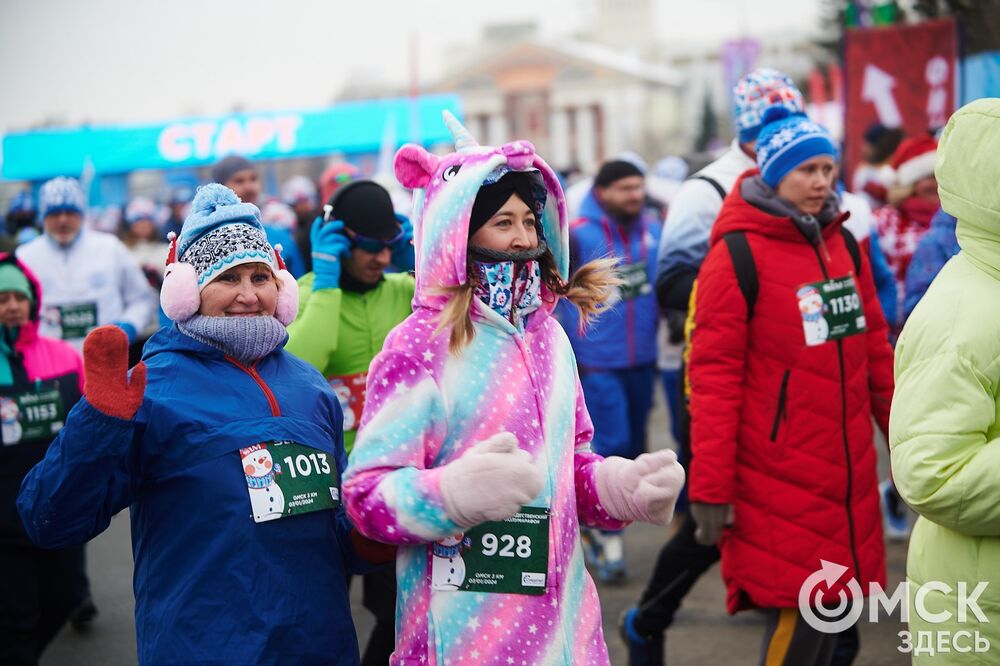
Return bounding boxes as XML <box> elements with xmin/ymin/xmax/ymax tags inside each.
<box><xmin>439</xmin><ymin>432</ymin><xmax>544</xmax><ymax>529</ymax></box>
<box><xmin>595</xmin><ymin>449</ymin><xmax>685</xmax><ymax>526</ymax></box>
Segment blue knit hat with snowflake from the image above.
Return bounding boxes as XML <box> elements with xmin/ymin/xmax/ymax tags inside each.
<box><xmin>176</xmin><ymin>184</ymin><xmax>277</xmax><ymax>289</ymax></box>
<box><xmin>755</xmin><ymin>107</ymin><xmax>838</xmax><ymax>188</ymax></box>
<box><xmin>38</xmin><ymin>177</ymin><xmax>86</xmax><ymax>219</ymax></box>
<box><xmin>733</xmin><ymin>68</ymin><xmax>805</xmax><ymax>143</ymax></box>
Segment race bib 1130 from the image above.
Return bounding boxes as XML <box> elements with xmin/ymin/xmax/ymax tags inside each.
<box><xmin>796</xmin><ymin>275</ymin><xmax>866</xmax><ymax>347</ymax></box>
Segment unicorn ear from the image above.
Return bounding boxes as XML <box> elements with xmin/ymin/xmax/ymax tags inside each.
<box><xmin>394</xmin><ymin>144</ymin><xmax>440</xmax><ymax>189</ymax></box>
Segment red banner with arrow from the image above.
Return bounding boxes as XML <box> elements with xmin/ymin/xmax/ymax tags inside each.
<box><xmin>843</xmin><ymin>18</ymin><xmax>957</xmax><ymax>185</ymax></box>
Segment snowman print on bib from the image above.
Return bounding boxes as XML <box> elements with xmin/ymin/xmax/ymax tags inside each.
<box><xmin>431</xmin><ymin>534</ymin><xmax>472</xmax><ymax>590</ymax></box>
<box><xmin>797</xmin><ymin>285</ymin><xmax>830</xmax><ymax>347</ymax></box>
<box><xmin>0</xmin><ymin>397</ymin><xmax>22</xmax><ymax>446</ymax></box>
<box><xmin>242</xmin><ymin>444</ymin><xmax>285</xmax><ymax>522</ymax></box>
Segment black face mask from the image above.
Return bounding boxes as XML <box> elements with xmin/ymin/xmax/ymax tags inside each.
<box><xmin>468</xmin><ymin>239</ymin><xmax>548</xmax><ymax>265</ymax></box>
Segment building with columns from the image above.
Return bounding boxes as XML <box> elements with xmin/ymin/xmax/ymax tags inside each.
<box><xmin>432</xmin><ymin>37</ymin><xmax>684</xmax><ymax>173</ymax></box>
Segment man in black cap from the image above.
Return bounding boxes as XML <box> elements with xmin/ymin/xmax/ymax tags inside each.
<box><xmin>285</xmin><ymin>179</ymin><xmax>414</xmax><ymax>666</ymax></box>
<box><xmin>559</xmin><ymin>158</ymin><xmax>662</xmax><ymax>584</ymax></box>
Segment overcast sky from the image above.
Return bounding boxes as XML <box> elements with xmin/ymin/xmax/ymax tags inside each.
<box><xmin>0</xmin><ymin>0</ymin><xmax>822</xmax><ymax>135</ymax></box>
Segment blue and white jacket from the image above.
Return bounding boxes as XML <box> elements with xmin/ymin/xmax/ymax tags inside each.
<box><xmin>560</xmin><ymin>189</ymin><xmax>661</xmax><ymax>369</ymax></box>
<box><xmin>654</xmin><ymin>140</ymin><xmax>756</xmax><ymax>311</ymax></box>
<box><xmin>18</xmin><ymin>325</ymin><xmax>368</xmax><ymax>666</ymax></box>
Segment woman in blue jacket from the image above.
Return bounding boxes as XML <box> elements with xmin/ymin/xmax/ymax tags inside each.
<box><xmin>18</xmin><ymin>185</ymin><xmax>388</xmax><ymax>665</ymax></box>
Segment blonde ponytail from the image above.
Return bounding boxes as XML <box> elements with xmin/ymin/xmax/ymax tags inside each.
<box><xmin>539</xmin><ymin>252</ymin><xmax>622</xmax><ymax>328</ymax></box>
<box><xmin>432</xmin><ymin>282</ymin><xmax>477</xmax><ymax>355</ymax></box>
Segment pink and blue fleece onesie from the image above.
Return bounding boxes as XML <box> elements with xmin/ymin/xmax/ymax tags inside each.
<box><xmin>343</xmin><ymin>114</ymin><xmax>626</xmax><ymax>666</ymax></box>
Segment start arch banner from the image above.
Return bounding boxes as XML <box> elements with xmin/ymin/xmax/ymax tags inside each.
<box><xmin>2</xmin><ymin>94</ymin><xmax>461</xmax><ymax>181</ymax></box>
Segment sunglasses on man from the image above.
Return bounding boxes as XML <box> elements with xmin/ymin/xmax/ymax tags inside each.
<box><xmin>323</xmin><ymin>204</ymin><xmax>407</xmax><ymax>253</ymax></box>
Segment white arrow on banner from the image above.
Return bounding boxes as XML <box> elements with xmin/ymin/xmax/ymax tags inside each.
<box><xmin>861</xmin><ymin>64</ymin><xmax>903</xmax><ymax>128</ymax></box>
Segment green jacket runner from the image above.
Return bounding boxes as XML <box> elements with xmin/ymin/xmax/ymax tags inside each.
<box><xmin>287</xmin><ymin>272</ymin><xmax>414</xmax><ymax>453</ymax></box>
<box><xmin>891</xmin><ymin>99</ymin><xmax>1000</xmax><ymax>664</ymax></box>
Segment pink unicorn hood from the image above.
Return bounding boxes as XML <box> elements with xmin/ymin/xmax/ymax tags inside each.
<box><xmin>393</xmin><ymin>111</ymin><xmax>570</xmax><ymax>310</ymax></box>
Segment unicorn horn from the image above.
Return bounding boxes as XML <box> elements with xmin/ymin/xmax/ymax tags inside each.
<box><xmin>443</xmin><ymin>110</ymin><xmax>479</xmax><ymax>152</ymax></box>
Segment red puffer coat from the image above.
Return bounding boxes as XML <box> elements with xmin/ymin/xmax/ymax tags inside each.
<box><xmin>688</xmin><ymin>171</ymin><xmax>893</xmax><ymax>613</ymax></box>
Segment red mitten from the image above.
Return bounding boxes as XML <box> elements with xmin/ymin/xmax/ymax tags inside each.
<box><xmin>83</xmin><ymin>325</ymin><xmax>146</xmax><ymax>420</ymax></box>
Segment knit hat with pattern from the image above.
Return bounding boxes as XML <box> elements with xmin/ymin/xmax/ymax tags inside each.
<box><xmin>755</xmin><ymin>107</ymin><xmax>838</xmax><ymax>188</ymax></box>
<box><xmin>733</xmin><ymin>68</ymin><xmax>806</xmax><ymax>143</ymax></box>
<box><xmin>177</xmin><ymin>184</ymin><xmax>276</xmax><ymax>290</ymax></box>
<box><xmin>38</xmin><ymin>177</ymin><xmax>86</xmax><ymax>219</ymax></box>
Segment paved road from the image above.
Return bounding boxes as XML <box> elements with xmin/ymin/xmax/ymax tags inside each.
<box><xmin>42</xmin><ymin>396</ymin><xmax>910</xmax><ymax>665</ymax></box>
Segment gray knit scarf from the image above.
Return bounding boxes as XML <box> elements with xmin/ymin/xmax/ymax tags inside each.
<box><xmin>178</xmin><ymin>315</ymin><xmax>288</xmax><ymax>364</ymax></box>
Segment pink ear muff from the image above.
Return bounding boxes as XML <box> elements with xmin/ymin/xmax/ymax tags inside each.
<box><xmin>161</xmin><ymin>261</ymin><xmax>200</xmax><ymax>322</ymax></box>
<box><xmin>272</xmin><ymin>244</ymin><xmax>298</xmax><ymax>326</ymax></box>
<box><xmin>274</xmin><ymin>269</ymin><xmax>299</xmax><ymax>326</ymax></box>
<box><xmin>160</xmin><ymin>232</ymin><xmax>200</xmax><ymax>322</ymax></box>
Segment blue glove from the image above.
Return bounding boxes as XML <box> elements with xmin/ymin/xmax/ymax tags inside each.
<box><xmin>390</xmin><ymin>213</ymin><xmax>415</xmax><ymax>272</ymax></box>
<box><xmin>310</xmin><ymin>218</ymin><xmax>351</xmax><ymax>290</ymax></box>
<box><xmin>113</xmin><ymin>322</ymin><xmax>137</xmax><ymax>344</ymax></box>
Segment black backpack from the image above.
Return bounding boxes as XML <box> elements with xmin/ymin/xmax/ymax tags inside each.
<box><xmin>689</xmin><ymin>173</ymin><xmax>864</xmax><ymax>320</ymax></box>
<box><xmin>722</xmin><ymin>228</ymin><xmax>863</xmax><ymax>320</ymax></box>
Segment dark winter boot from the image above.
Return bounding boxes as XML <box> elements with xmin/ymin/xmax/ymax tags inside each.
<box><xmin>619</xmin><ymin>606</ymin><xmax>665</xmax><ymax>666</ymax></box>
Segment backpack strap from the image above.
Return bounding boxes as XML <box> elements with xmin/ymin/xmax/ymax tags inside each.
<box><xmin>719</xmin><ymin>228</ymin><xmax>859</xmax><ymax>321</ymax></box>
<box><xmin>722</xmin><ymin>231</ymin><xmax>758</xmax><ymax>320</ymax></box>
<box><xmin>690</xmin><ymin>174</ymin><xmax>727</xmax><ymax>200</ymax></box>
<box><xmin>840</xmin><ymin>227</ymin><xmax>863</xmax><ymax>277</ymax></box>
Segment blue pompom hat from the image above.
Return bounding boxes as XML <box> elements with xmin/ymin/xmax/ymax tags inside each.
<box><xmin>733</xmin><ymin>68</ymin><xmax>806</xmax><ymax>143</ymax></box>
<box><xmin>176</xmin><ymin>184</ymin><xmax>277</xmax><ymax>289</ymax></box>
<box><xmin>161</xmin><ymin>183</ymin><xmax>298</xmax><ymax>325</ymax></box>
<box><xmin>755</xmin><ymin>107</ymin><xmax>839</xmax><ymax>188</ymax></box>
<box><xmin>38</xmin><ymin>177</ymin><xmax>86</xmax><ymax>219</ymax></box>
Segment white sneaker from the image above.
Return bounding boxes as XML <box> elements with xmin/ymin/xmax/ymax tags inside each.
<box><xmin>598</xmin><ymin>533</ymin><xmax>627</xmax><ymax>584</ymax></box>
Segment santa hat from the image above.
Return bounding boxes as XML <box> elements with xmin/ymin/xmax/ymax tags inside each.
<box><xmin>891</xmin><ymin>136</ymin><xmax>937</xmax><ymax>188</ymax></box>
<box><xmin>160</xmin><ymin>184</ymin><xmax>298</xmax><ymax>325</ymax></box>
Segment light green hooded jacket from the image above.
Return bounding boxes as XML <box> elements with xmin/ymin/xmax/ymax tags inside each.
<box><xmin>891</xmin><ymin>98</ymin><xmax>1000</xmax><ymax>663</ymax></box>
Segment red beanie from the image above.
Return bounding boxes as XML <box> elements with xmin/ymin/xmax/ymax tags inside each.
<box><xmin>891</xmin><ymin>136</ymin><xmax>937</xmax><ymax>188</ymax></box>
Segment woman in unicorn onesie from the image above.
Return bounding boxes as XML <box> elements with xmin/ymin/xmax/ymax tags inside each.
<box><xmin>343</xmin><ymin>112</ymin><xmax>686</xmax><ymax>666</ymax></box>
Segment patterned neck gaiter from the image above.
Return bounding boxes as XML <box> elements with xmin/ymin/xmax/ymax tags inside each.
<box><xmin>471</xmin><ymin>249</ymin><xmax>544</xmax><ymax>332</ymax></box>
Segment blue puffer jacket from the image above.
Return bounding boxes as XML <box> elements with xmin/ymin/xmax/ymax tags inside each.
<box><xmin>902</xmin><ymin>208</ymin><xmax>959</xmax><ymax>321</ymax></box>
<box><xmin>559</xmin><ymin>189</ymin><xmax>660</xmax><ymax>369</ymax></box>
<box><xmin>18</xmin><ymin>325</ymin><xmax>367</xmax><ymax>666</ymax></box>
